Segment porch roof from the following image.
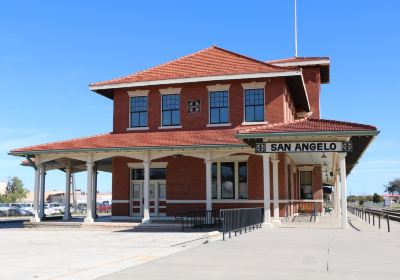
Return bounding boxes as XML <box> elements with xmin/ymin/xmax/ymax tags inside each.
<box><xmin>10</xmin><ymin>128</ymin><xmax>246</xmax><ymax>156</ymax></box>
<box><xmin>236</xmin><ymin>118</ymin><xmax>378</xmax><ymax>137</ymax></box>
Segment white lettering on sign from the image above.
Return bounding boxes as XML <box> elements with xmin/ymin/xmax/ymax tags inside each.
<box><xmin>255</xmin><ymin>142</ymin><xmax>352</xmax><ymax>153</ymax></box>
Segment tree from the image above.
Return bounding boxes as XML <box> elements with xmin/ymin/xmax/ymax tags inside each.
<box><xmin>372</xmin><ymin>193</ymin><xmax>383</xmax><ymax>203</ymax></box>
<box><xmin>0</xmin><ymin>177</ymin><xmax>28</xmax><ymax>203</ymax></box>
<box><xmin>384</xmin><ymin>178</ymin><xmax>400</xmax><ymax>194</ymax></box>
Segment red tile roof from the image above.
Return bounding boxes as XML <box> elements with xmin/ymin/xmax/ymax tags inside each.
<box><xmin>238</xmin><ymin>118</ymin><xmax>377</xmax><ymax>135</ymax></box>
<box><xmin>10</xmin><ymin>119</ymin><xmax>378</xmax><ymax>155</ymax></box>
<box><xmin>11</xmin><ymin>128</ymin><xmax>245</xmax><ymax>154</ymax></box>
<box><xmin>267</xmin><ymin>57</ymin><xmax>330</xmax><ymax>64</ymax></box>
<box><xmin>90</xmin><ymin>46</ymin><xmax>297</xmax><ymax>87</ymax></box>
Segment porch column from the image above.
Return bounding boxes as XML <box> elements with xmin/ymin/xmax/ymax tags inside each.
<box><xmin>84</xmin><ymin>155</ymin><xmax>94</xmax><ymax>223</ymax></box>
<box><xmin>335</xmin><ymin>173</ymin><xmax>340</xmax><ymax>218</ymax></box>
<box><xmin>142</xmin><ymin>152</ymin><xmax>151</xmax><ymax>223</ymax></box>
<box><xmin>205</xmin><ymin>151</ymin><xmax>212</xmax><ymax>211</ymax></box>
<box><xmin>339</xmin><ymin>154</ymin><xmax>348</xmax><ymax>229</ymax></box>
<box><xmin>31</xmin><ymin>158</ymin><xmax>41</xmax><ymax>223</ymax></box>
<box><xmin>262</xmin><ymin>154</ymin><xmax>272</xmax><ymax>226</ymax></box>
<box><xmin>272</xmin><ymin>156</ymin><xmax>280</xmax><ymax>224</ymax></box>
<box><xmin>39</xmin><ymin>165</ymin><xmax>46</xmax><ymax>219</ymax></box>
<box><xmin>91</xmin><ymin>166</ymin><xmax>98</xmax><ymax>218</ymax></box>
<box><xmin>63</xmin><ymin>164</ymin><xmax>72</xmax><ymax>220</ymax></box>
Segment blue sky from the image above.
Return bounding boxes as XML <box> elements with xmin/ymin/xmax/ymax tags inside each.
<box><xmin>0</xmin><ymin>0</ymin><xmax>399</xmax><ymax>195</ymax></box>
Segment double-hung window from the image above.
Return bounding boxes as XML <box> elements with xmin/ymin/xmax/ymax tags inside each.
<box><xmin>300</xmin><ymin>171</ymin><xmax>313</xmax><ymax>199</ymax></box>
<box><xmin>244</xmin><ymin>88</ymin><xmax>265</xmax><ymax>122</ymax></box>
<box><xmin>130</xmin><ymin>96</ymin><xmax>148</xmax><ymax>128</ymax></box>
<box><xmin>162</xmin><ymin>94</ymin><xmax>180</xmax><ymax>126</ymax></box>
<box><xmin>209</xmin><ymin>91</ymin><xmax>229</xmax><ymax>124</ymax></box>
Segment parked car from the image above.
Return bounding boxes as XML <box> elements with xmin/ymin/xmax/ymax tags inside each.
<box><xmin>10</xmin><ymin>203</ymin><xmax>33</xmax><ymax>216</ymax></box>
<box><xmin>97</xmin><ymin>201</ymin><xmax>112</xmax><ymax>213</ymax></box>
<box><xmin>0</xmin><ymin>203</ymin><xmax>10</xmax><ymax>217</ymax></box>
<box><xmin>48</xmin><ymin>203</ymin><xmax>65</xmax><ymax>214</ymax></box>
<box><xmin>43</xmin><ymin>203</ymin><xmax>58</xmax><ymax>216</ymax></box>
<box><xmin>77</xmin><ymin>203</ymin><xmax>87</xmax><ymax>213</ymax></box>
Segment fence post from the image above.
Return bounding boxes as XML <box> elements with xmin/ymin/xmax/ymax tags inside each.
<box><xmin>387</xmin><ymin>214</ymin><xmax>390</xmax><ymax>232</ymax></box>
<box><xmin>378</xmin><ymin>214</ymin><xmax>381</xmax><ymax>229</ymax></box>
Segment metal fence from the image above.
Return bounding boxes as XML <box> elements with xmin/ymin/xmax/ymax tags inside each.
<box><xmin>220</xmin><ymin>207</ymin><xmax>264</xmax><ymax>241</ymax></box>
<box><xmin>175</xmin><ymin>210</ymin><xmax>220</xmax><ymax>231</ymax></box>
<box><xmin>348</xmin><ymin>205</ymin><xmax>400</xmax><ymax>232</ymax></box>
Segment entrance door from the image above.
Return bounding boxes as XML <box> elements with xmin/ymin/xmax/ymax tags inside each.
<box><xmin>130</xmin><ymin>181</ymin><xmax>166</xmax><ymax>217</ymax></box>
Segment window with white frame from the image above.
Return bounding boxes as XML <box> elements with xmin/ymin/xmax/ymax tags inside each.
<box><xmin>209</xmin><ymin>91</ymin><xmax>229</xmax><ymax>124</ymax></box>
<box><xmin>244</xmin><ymin>88</ymin><xmax>265</xmax><ymax>122</ymax></box>
<box><xmin>162</xmin><ymin>94</ymin><xmax>180</xmax><ymax>126</ymax></box>
<box><xmin>212</xmin><ymin>161</ymin><xmax>248</xmax><ymax>200</ymax></box>
<box><xmin>130</xmin><ymin>96</ymin><xmax>148</xmax><ymax>127</ymax></box>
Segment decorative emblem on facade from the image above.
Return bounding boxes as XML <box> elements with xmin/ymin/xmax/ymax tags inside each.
<box><xmin>342</xmin><ymin>141</ymin><xmax>353</xmax><ymax>152</ymax></box>
<box><xmin>188</xmin><ymin>100</ymin><xmax>200</xmax><ymax>113</ymax></box>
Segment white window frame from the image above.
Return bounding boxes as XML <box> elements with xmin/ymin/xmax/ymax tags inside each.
<box><xmin>211</xmin><ymin>155</ymin><xmax>249</xmax><ymax>200</ymax></box>
<box><xmin>241</xmin><ymin>82</ymin><xmax>267</xmax><ymax>125</ymax></box>
<box><xmin>207</xmin><ymin>84</ymin><xmax>231</xmax><ymax>127</ymax></box>
<box><xmin>127</xmin><ymin>90</ymin><xmax>149</xmax><ymax>131</ymax></box>
<box><xmin>159</xmin><ymin>88</ymin><xmax>182</xmax><ymax>129</ymax></box>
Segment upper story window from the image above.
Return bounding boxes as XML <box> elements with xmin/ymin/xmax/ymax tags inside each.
<box><xmin>244</xmin><ymin>88</ymin><xmax>265</xmax><ymax>122</ymax></box>
<box><xmin>130</xmin><ymin>96</ymin><xmax>148</xmax><ymax>128</ymax></box>
<box><xmin>209</xmin><ymin>91</ymin><xmax>229</xmax><ymax>124</ymax></box>
<box><xmin>162</xmin><ymin>94</ymin><xmax>180</xmax><ymax>126</ymax></box>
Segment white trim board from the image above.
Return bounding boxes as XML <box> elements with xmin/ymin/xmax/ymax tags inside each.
<box><xmin>90</xmin><ymin>71</ymin><xmax>302</xmax><ymax>91</ymax></box>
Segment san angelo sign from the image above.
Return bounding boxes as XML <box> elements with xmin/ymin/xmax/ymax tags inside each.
<box><xmin>255</xmin><ymin>141</ymin><xmax>353</xmax><ymax>153</ymax></box>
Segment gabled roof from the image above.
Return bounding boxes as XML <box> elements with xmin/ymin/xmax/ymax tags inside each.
<box><xmin>237</xmin><ymin>118</ymin><xmax>377</xmax><ymax>136</ymax></box>
<box><xmin>9</xmin><ymin>128</ymin><xmax>246</xmax><ymax>155</ymax></box>
<box><xmin>89</xmin><ymin>46</ymin><xmax>301</xmax><ymax>90</ymax></box>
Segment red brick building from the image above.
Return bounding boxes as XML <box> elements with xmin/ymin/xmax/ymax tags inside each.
<box><xmin>10</xmin><ymin>46</ymin><xmax>378</xmax><ymax>227</ymax></box>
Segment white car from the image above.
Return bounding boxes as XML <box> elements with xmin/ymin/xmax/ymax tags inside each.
<box><xmin>0</xmin><ymin>203</ymin><xmax>11</xmax><ymax>216</ymax></box>
<box><xmin>43</xmin><ymin>203</ymin><xmax>58</xmax><ymax>216</ymax></box>
<box><xmin>48</xmin><ymin>203</ymin><xmax>65</xmax><ymax>215</ymax></box>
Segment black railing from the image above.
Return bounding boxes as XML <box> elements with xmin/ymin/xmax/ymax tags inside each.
<box><xmin>175</xmin><ymin>210</ymin><xmax>220</xmax><ymax>231</ymax></box>
<box><xmin>220</xmin><ymin>207</ymin><xmax>264</xmax><ymax>241</ymax></box>
<box><xmin>348</xmin><ymin>205</ymin><xmax>400</xmax><ymax>232</ymax></box>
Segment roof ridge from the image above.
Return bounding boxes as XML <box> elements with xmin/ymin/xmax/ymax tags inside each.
<box><xmin>210</xmin><ymin>46</ymin><xmax>296</xmax><ymax>71</ymax></box>
<box><xmin>10</xmin><ymin>132</ymin><xmax>111</xmax><ymax>153</ymax></box>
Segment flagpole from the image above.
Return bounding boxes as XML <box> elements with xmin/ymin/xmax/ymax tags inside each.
<box><xmin>294</xmin><ymin>0</ymin><xmax>298</xmax><ymax>57</ymax></box>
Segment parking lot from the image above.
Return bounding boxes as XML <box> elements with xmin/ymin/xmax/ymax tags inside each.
<box><xmin>0</xmin><ymin>223</ymin><xmax>217</xmax><ymax>280</ymax></box>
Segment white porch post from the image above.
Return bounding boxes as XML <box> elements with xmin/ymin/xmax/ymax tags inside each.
<box><xmin>272</xmin><ymin>156</ymin><xmax>280</xmax><ymax>225</ymax></box>
<box><xmin>339</xmin><ymin>154</ymin><xmax>348</xmax><ymax>229</ymax></box>
<box><xmin>39</xmin><ymin>165</ymin><xmax>46</xmax><ymax>219</ymax></box>
<box><xmin>92</xmin><ymin>166</ymin><xmax>98</xmax><ymax>218</ymax></box>
<box><xmin>63</xmin><ymin>164</ymin><xmax>72</xmax><ymax>220</ymax></box>
<box><xmin>31</xmin><ymin>157</ymin><xmax>41</xmax><ymax>223</ymax></box>
<box><xmin>205</xmin><ymin>151</ymin><xmax>212</xmax><ymax>211</ymax></box>
<box><xmin>335</xmin><ymin>173</ymin><xmax>340</xmax><ymax>218</ymax></box>
<box><xmin>262</xmin><ymin>154</ymin><xmax>272</xmax><ymax>227</ymax></box>
<box><xmin>84</xmin><ymin>154</ymin><xmax>95</xmax><ymax>223</ymax></box>
<box><xmin>142</xmin><ymin>152</ymin><xmax>151</xmax><ymax>223</ymax></box>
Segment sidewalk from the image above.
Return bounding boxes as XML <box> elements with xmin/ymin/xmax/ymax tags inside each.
<box><xmin>97</xmin><ymin>218</ymin><xmax>400</xmax><ymax>280</ymax></box>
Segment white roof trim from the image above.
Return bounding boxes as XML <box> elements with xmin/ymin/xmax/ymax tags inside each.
<box><xmin>89</xmin><ymin>71</ymin><xmax>302</xmax><ymax>91</ymax></box>
<box><xmin>271</xmin><ymin>59</ymin><xmax>330</xmax><ymax>67</ymax></box>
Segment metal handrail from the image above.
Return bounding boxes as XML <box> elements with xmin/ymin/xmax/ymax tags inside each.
<box><xmin>175</xmin><ymin>210</ymin><xmax>220</xmax><ymax>231</ymax></box>
<box><xmin>348</xmin><ymin>205</ymin><xmax>400</xmax><ymax>232</ymax></box>
<box><xmin>220</xmin><ymin>207</ymin><xmax>264</xmax><ymax>241</ymax></box>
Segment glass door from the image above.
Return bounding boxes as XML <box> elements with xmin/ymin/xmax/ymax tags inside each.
<box><xmin>131</xmin><ymin>182</ymin><xmax>143</xmax><ymax>216</ymax></box>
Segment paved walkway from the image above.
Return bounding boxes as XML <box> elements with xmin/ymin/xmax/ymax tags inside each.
<box><xmin>98</xmin><ymin>215</ymin><xmax>400</xmax><ymax>280</ymax></box>
<box><xmin>0</xmin><ymin>224</ymin><xmax>219</xmax><ymax>280</ymax></box>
